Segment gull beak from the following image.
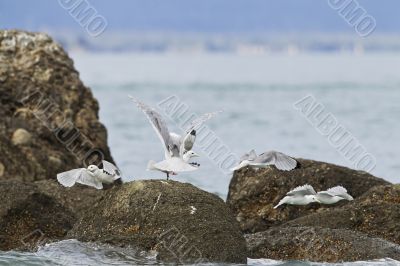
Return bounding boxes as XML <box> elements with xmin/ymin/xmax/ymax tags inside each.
<box><xmin>191</xmin><ymin>152</ymin><xmax>200</xmax><ymax>158</ymax></box>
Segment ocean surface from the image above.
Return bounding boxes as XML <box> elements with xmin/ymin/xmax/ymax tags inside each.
<box><xmin>3</xmin><ymin>52</ymin><xmax>400</xmax><ymax>265</ymax></box>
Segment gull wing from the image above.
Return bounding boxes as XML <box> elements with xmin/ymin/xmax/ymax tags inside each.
<box><xmin>130</xmin><ymin>96</ymin><xmax>174</xmax><ymax>158</ymax></box>
<box><xmin>239</xmin><ymin>152</ymin><xmax>249</xmax><ymax>162</ymax></box>
<box><xmin>102</xmin><ymin>160</ymin><xmax>122</xmax><ymax>179</ymax></box>
<box><xmin>316</xmin><ymin>191</ymin><xmax>335</xmax><ymax>202</ymax></box>
<box><xmin>248</xmin><ymin>149</ymin><xmax>257</xmax><ymax>161</ymax></box>
<box><xmin>57</xmin><ymin>168</ymin><xmax>85</xmax><ymax>187</ymax></box>
<box><xmin>76</xmin><ymin>169</ymin><xmax>103</xmax><ymax>189</ymax></box>
<box><xmin>253</xmin><ymin>151</ymin><xmax>297</xmax><ymax>171</ymax></box>
<box><xmin>180</xmin><ymin>110</ymin><xmax>223</xmax><ymax>154</ymax></box>
<box><xmin>286</xmin><ymin>184</ymin><xmax>316</xmax><ymax>196</ymax></box>
<box><xmin>185</xmin><ymin>110</ymin><xmax>223</xmax><ymax>133</ymax></box>
<box><xmin>326</xmin><ymin>186</ymin><xmax>353</xmax><ymax>200</ymax></box>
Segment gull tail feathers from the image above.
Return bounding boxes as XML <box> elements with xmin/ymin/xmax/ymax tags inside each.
<box><xmin>147</xmin><ymin>160</ymin><xmax>157</xmax><ymax>171</ymax></box>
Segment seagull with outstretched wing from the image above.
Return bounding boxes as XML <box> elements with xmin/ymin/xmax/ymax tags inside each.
<box><xmin>316</xmin><ymin>186</ymin><xmax>354</xmax><ymax>204</ymax></box>
<box><xmin>231</xmin><ymin>150</ymin><xmax>297</xmax><ymax>171</ymax></box>
<box><xmin>274</xmin><ymin>184</ymin><xmax>319</xmax><ymax>209</ymax></box>
<box><xmin>130</xmin><ymin>97</ymin><xmax>221</xmax><ymax>179</ymax></box>
<box><xmin>57</xmin><ymin>160</ymin><xmax>121</xmax><ymax>189</ymax></box>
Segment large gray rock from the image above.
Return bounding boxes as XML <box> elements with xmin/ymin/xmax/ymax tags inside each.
<box><xmin>68</xmin><ymin>180</ymin><xmax>247</xmax><ymax>264</ymax></box>
<box><xmin>284</xmin><ymin>185</ymin><xmax>400</xmax><ymax>245</ymax></box>
<box><xmin>227</xmin><ymin>158</ymin><xmax>389</xmax><ymax>233</ymax></box>
<box><xmin>0</xmin><ymin>29</ymin><xmax>114</xmax><ymax>182</ymax></box>
<box><xmin>246</xmin><ymin>226</ymin><xmax>400</xmax><ymax>262</ymax></box>
<box><xmin>0</xmin><ymin>180</ymin><xmax>76</xmax><ymax>251</ymax></box>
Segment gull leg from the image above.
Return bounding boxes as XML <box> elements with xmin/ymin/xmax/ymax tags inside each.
<box><xmin>166</xmin><ymin>172</ymin><xmax>169</xmax><ymax>180</ymax></box>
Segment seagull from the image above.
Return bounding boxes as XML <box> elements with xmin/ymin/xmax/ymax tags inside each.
<box><xmin>274</xmin><ymin>184</ymin><xmax>320</xmax><ymax>209</ymax></box>
<box><xmin>231</xmin><ymin>150</ymin><xmax>297</xmax><ymax>171</ymax></box>
<box><xmin>56</xmin><ymin>160</ymin><xmax>121</xmax><ymax>189</ymax></box>
<box><xmin>316</xmin><ymin>186</ymin><xmax>354</xmax><ymax>204</ymax></box>
<box><xmin>130</xmin><ymin>96</ymin><xmax>221</xmax><ymax>179</ymax></box>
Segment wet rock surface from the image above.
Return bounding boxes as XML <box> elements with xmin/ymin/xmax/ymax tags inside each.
<box><xmin>0</xmin><ymin>180</ymin><xmax>75</xmax><ymax>251</ymax></box>
<box><xmin>246</xmin><ymin>226</ymin><xmax>400</xmax><ymax>262</ymax></box>
<box><xmin>227</xmin><ymin>159</ymin><xmax>389</xmax><ymax>233</ymax></box>
<box><xmin>0</xmin><ymin>29</ymin><xmax>114</xmax><ymax>182</ymax></box>
<box><xmin>68</xmin><ymin>180</ymin><xmax>247</xmax><ymax>264</ymax></box>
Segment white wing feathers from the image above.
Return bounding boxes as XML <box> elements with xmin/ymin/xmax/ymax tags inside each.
<box><xmin>57</xmin><ymin>168</ymin><xmax>103</xmax><ymax>190</ymax></box>
<box><xmin>76</xmin><ymin>170</ymin><xmax>103</xmax><ymax>189</ymax></box>
<box><xmin>248</xmin><ymin>149</ymin><xmax>257</xmax><ymax>161</ymax></box>
<box><xmin>286</xmin><ymin>184</ymin><xmax>316</xmax><ymax>196</ymax></box>
<box><xmin>179</xmin><ymin>110</ymin><xmax>222</xmax><ymax>155</ymax></box>
<box><xmin>185</xmin><ymin>110</ymin><xmax>222</xmax><ymax>133</ymax></box>
<box><xmin>102</xmin><ymin>160</ymin><xmax>121</xmax><ymax>179</ymax></box>
<box><xmin>57</xmin><ymin>168</ymin><xmax>83</xmax><ymax>187</ymax></box>
<box><xmin>129</xmin><ymin>96</ymin><xmax>174</xmax><ymax>158</ymax></box>
<box><xmin>326</xmin><ymin>186</ymin><xmax>353</xmax><ymax>200</ymax></box>
<box><xmin>253</xmin><ymin>151</ymin><xmax>297</xmax><ymax>171</ymax></box>
<box><xmin>327</xmin><ymin>185</ymin><xmax>347</xmax><ymax>195</ymax></box>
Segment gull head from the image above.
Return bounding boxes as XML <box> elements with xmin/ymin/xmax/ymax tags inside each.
<box><xmin>230</xmin><ymin>160</ymin><xmax>249</xmax><ymax>171</ymax></box>
<box><xmin>306</xmin><ymin>195</ymin><xmax>320</xmax><ymax>204</ymax></box>
<box><xmin>87</xmin><ymin>165</ymin><xmax>99</xmax><ymax>173</ymax></box>
<box><xmin>183</xmin><ymin>150</ymin><xmax>199</xmax><ymax>161</ymax></box>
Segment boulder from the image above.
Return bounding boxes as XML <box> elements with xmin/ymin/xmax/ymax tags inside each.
<box><xmin>283</xmin><ymin>185</ymin><xmax>400</xmax><ymax>245</ymax></box>
<box><xmin>246</xmin><ymin>226</ymin><xmax>400</xmax><ymax>262</ymax></box>
<box><xmin>68</xmin><ymin>180</ymin><xmax>247</xmax><ymax>264</ymax></box>
<box><xmin>35</xmin><ymin>179</ymin><xmax>105</xmax><ymax>218</ymax></box>
<box><xmin>0</xmin><ymin>180</ymin><xmax>76</xmax><ymax>251</ymax></box>
<box><xmin>227</xmin><ymin>158</ymin><xmax>389</xmax><ymax>233</ymax></box>
<box><xmin>0</xmin><ymin>29</ymin><xmax>114</xmax><ymax>182</ymax></box>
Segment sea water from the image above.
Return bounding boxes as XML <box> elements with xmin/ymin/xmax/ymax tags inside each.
<box><xmin>2</xmin><ymin>52</ymin><xmax>400</xmax><ymax>265</ymax></box>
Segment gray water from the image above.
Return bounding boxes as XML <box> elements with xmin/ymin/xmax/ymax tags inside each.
<box><xmin>2</xmin><ymin>52</ymin><xmax>400</xmax><ymax>265</ymax></box>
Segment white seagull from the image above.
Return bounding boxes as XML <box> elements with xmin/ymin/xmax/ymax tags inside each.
<box><xmin>231</xmin><ymin>150</ymin><xmax>297</xmax><ymax>171</ymax></box>
<box><xmin>316</xmin><ymin>186</ymin><xmax>354</xmax><ymax>204</ymax></box>
<box><xmin>57</xmin><ymin>160</ymin><xmax>121</xmax><ymax>190</ymax></box>
<box><xmin>274</xmin><ymin>184</ymin><xmax>320</xmax><ymax>209</ymax></box>
<box><xmin>130</xmin><ymin>97</ymin><xmax>221</xmax><ymax>179</ymax></box>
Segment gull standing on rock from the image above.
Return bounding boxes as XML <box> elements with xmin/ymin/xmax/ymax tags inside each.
<box><xmin>231</xmin><ymin>149</ymin><xmax>297</xmax><ymax>171</ymax></box>
<box><xmin>130</xmin><ymin>96</ymin><xmax>221</xmax><ymax>179</ymax></box>
<box><xmin>316</xmin><ymin>186</ymin><xmax>354</xmax><ymax>204</ymax></box>
<box><xmin>274</xmin><ymin>184</ymin><xmax>320</xmax><ymax>209</ymax></box>
<box><xmin>57</xmin><ymin>160</ymin><xmax>122</xmax><ymax>189</ymax></box>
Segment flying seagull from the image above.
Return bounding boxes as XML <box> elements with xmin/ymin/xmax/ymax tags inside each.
<box><xmin>316</xmin><ymin>186</ymin><xmax>354</xmax><ymax>204</ymax></box>
<box><xmin>231</xmin><ymin>150</ymin><xmax>297</xmax><ymax>171</ymax></box>
<box><xmin>130</xmin><ymin>96</ymin><xmax>221</xmax><ymax>179</ymax></box>
<box><xmin>274</xmin><ymin>184</ymin><xmax>320</xmax><ymax>209</ymax></box>
<box><xmin>57</xmin><ymin>160</ymin><xmax>121</xmax><ymax>189</ymax></box>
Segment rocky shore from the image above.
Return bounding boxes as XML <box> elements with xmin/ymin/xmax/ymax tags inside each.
<box><xmin>228</xmin><ymin>160</ymin><xmax>400</xmax><ymax>262</ymax></box>
<box><xmin>1</xmin><ymin>29</ymin><xmax>399</xmax><ymax>264</ymax></box>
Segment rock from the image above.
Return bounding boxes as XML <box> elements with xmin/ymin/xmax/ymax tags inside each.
<box><xmin>283</xmin><ymin>185</ymin><xmax>400</xmax><ymax>245</ymax></box>
<box><xmin>0</xmin><ymin>162</ymin><xmax>4</xmax><ymax>177</ymax></box>
<box><xmin>227</xmin><ymin>158</ymin><xmax>390</xmax><ymax>233</ymax></box>
<box><xmin>35</xmin><ymin>179</ymin><xmax>105</xmax><ymax>219</ymax></box>
<box><xmin>0</xmin><ymin>30</ymin><xmax>114</xmax><ymax>182</ymax></box>
<box><xmin>11</xmin><ymin>128</ymin><xmax>31</xmax><ymax>145</ymax></box>
<box><xmin>68</xmin><ymin>180</ymin><xmax>247</xmax><ymax>264</ymax></box>
<box><xmin>0</xmin><ymin>180</ymin><xmax>76</xmax><ymax>251</ymax></box>
<box><xmin>246</xmin><ymin>226</ymin><xmax>400</xmax><ymax>262</ymax></box>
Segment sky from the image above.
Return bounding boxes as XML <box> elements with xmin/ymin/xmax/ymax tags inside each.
<box><xmin>0</xmin><ymin>0</ymin><xmax>399</xmax><ymax>34</ymax></box>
